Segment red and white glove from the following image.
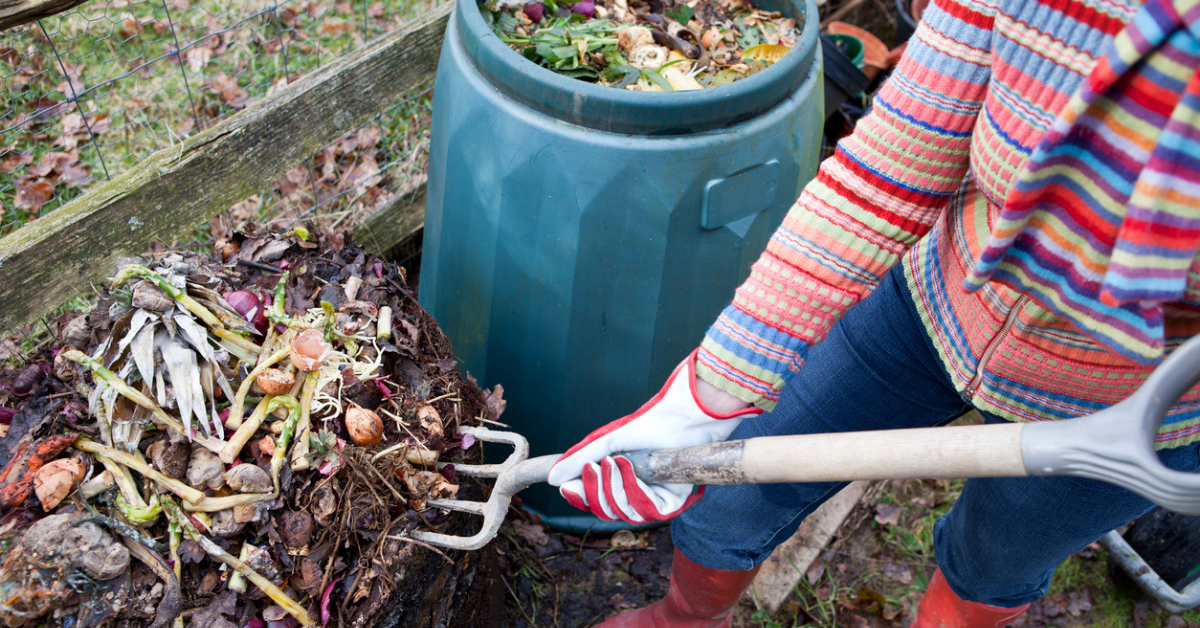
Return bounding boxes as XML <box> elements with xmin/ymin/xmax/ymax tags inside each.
<box><xmin>547</xmin><ymin>350</ymin><xmax>762</xmax><ymax>524</ymax></box>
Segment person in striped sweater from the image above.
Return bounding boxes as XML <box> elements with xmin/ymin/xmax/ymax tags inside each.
<box><xmin>548</xmin><ymin>0</ymin><xmax>1200</xmax><ymax>624</ymax></box>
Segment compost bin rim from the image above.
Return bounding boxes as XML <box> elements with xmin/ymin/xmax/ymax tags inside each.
<box><xmin>454</xmin><ymin>0</ymin><xmax>819</xmax><ymax>135</ymax></box>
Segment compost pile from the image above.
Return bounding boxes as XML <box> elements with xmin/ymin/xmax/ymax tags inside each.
<box><xmin>482</xmin><ymin>0</ymin><xmax>802</xmax><ymax>90</ymax></box>
<box><xmin>0</xmin><ymin>228</ymin><xmax>503</xmax><ymax>628</ymax></box>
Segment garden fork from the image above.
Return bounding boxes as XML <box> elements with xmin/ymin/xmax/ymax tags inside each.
<box><xmin>409</xmin><ymin>334</ymin><xmax>1200</xmax><ymax>551</ymax></box>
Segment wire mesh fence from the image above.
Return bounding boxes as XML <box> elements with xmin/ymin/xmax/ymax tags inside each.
<box><xmin>1</xmin><ymin>0</ymin><xmax>440</xmax><ymax>241</ymax></box>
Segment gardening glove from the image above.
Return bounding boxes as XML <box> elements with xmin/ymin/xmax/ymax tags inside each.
<box><xmin>547</xmin><ymin>349</ymin><xmax>762</xmax><ymax>524</ymax></box>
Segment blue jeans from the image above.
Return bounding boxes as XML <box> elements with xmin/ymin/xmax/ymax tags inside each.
<box><xmin>672</xmin><ymin>265</ymin><xmax>1200</xmax><ymax>607</ymax></box>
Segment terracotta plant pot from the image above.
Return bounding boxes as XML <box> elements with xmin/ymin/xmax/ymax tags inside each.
<box><xmin>826</xmin><ymin>21</ymin><xmax>890</xmax><ymax>80</ymax></box>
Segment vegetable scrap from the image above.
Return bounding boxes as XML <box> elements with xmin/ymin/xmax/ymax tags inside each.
<box><xmin>482</xmin><ymin>0</ymin><xmax>802</xmax><ymax>89</ymax></box>
<box><xmin>0</xmin><ymin>227</ymin><xmax>505</xmax><ymax>628</ymax></box>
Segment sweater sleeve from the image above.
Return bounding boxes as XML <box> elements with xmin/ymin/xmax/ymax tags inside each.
<box><xmin>696</xmin><ymin>0</ymin><xmax>998</xmax><ymax>409</ymax></box>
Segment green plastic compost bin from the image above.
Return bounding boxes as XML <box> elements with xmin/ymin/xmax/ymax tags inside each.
<box><xmin>420</xmin><ymin>0</ymin><xmax>824</xmax><ymax>531</ymax></box>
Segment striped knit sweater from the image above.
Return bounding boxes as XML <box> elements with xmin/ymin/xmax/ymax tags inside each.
<box><xmin>696</xmin><ymin>0</ymin><xmax>1200</xmax><ymax>447</ymax></box>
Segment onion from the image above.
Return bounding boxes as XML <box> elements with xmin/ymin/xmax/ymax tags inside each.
<box><xmin>571</xmin><ymin>1</ymin><xmax>595</xmax><ymax>17</ymax></box>
<box><xmin>345</xmin><ymin>405</ymin><xmax>384</xmax><ymax>446</ymax></box>
<box><xmin>523</xmin><ymin>2</ymin><xmax>544</xmax><ymax>21</ymax></box>
<box><xmin>12</xmin><ymin>365</ymin><xmax>40</xmax><ymax>397</ymax></box>
<box><xmin>225</xmin><ymin>290</ymin><xmax>268</xmax><ymax>335</ymax></box>
<box><xmin>321</xmin><ymin>577</ymin><xmax>342</xmax><ymax>626</ymax></box>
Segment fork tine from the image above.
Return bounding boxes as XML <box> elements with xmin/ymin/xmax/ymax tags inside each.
<box><xmin>427</xmin><ymin>498</ymin><xmax>487</xmax><ymax>515</ymax></box>
<box><xmin>448</xmin><ymin>463</ymin><xmax>507</xmax><ymax>479</ymax></box>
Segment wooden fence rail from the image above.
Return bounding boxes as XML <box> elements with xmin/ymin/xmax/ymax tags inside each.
<box><xmin>0</xmin><ymin>1</ymin><xmax>449</xmax><ymax>339</ymax></box>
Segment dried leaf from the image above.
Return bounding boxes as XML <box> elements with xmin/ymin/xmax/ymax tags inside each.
<box><xmin>881</xmin><ymin>560</ymin><xmax>913</xmax><ymax>584</ymax></box>
<box><xmin>209</xmin><ymin>74</ymin><xmax>241</xmax><ymax>104</ymax></box>
<box><xmin>874</xmin><ymin>503</ymin><xmax>902</xmax><ymax>526</ymax></box>
<box><xmin>17</xmin><ymin>180</ymin><xmax>54</xmax><ymax>211</ymax></box>
<box><xmin>160</xmin><ymin>332</ymin><xmax>202</xmax><ymax>436</ymax></box>
<box><xmin>129</xmin><ymin>316</ymin><xmax>157</xmax><ymax>386</ymax></box>
<box><xmin>484</xmin><ymin>384</ymin><xmax>506</xmax><ymax>421</ymax></box>
<box><xmin>191</xmin><ymin>590</ymin><xmax>238</xmax><ymax>626</ymax></box>
<box><xmin>806</xmin><ymin>559</ymin><xmax>825</xmax><ymax>585</ymax></box>
<box><xmin>173</xmin><ymin>313</ymin><xmax>216</xmax><ymax>364</ymax></box>
<box><xmin>1066</xmin><ymin>591</ymin><xmax>1092</xmax><ymax>617</ymax></box>
<box><xmin>513</xmin><ymin>520</ymin><xmax>550</xmax><ymax>546</ymax></box>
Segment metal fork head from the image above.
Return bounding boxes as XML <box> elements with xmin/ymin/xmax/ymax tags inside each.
<box><xmin>405</xmin><ymin>426</ymin><xmax>559</xmax><ymax>551</ymax></box>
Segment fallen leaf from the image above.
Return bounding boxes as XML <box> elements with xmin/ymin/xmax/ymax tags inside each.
<box><xmin>1041</xmin><ymin>593</ymin><xmax>1067</xmax><ymax>618</ymax></box>
<box><xmin>33</xmin><ymin>458</ymin><xmax>84</xmax><ymax>511</ymax></box>
<box><xmin>874</xmin><ymin>503</ymin><xmax>902</xmax><ymax>526</ymax></box>
<box><xmin>882</xmin><ymin>560</ymin><xmax>913</xmax><ymax>585</ymax></box>
<box><xmin>191</xmin><ymin>590</ymin><xmax>238</xmax><ymax>627</ymax></box>
<box><xmin>806</xmin><ymin>559</ymin><xmax>824</xmax><ymax>585</ymax></box>
<box><xmin>322</xmin><ymin>20</ymin><xmax>355</xmax><ymax>36</ymax></box>
<box><xmin>856</xmin><ymin>587</ymin><xmax>886</xmax><ymax>613</ymax></box>
<box><xmin>117</xmin><ymin>18</ymin><xmax>140</xmax><ymax>39</ymax></box>
<box><xmin>16</xmin><ymin>180</ymin><xmax>54</xmax><ymax>211</ymax></box>
<box><xmin>1133</xmin><ymin>600</ymin><xmax>1149</xmax><ymax>628</ymax></box>
<box><xmin>209</xmin><ymin>74</ymin><xmax>241</xmax><ymax>104</ymax></box>
<box><xmin>1067</xmin><ymin>590</ymin><xmax>1091</xmax><ymax>617</ymax></box>
<box><xmin>186</xmin><ymin>46</ymin><xmax>213</xmax><ymax>73</ymax></box>
<box><xmin>513</xmin><ymin>520</ymin><xmax>549</xmax><ymax>546</ymax></box>
<box><xmin>846</xmin><ymin>615</ymin><xmax>872</xmax><ymax>628</ymax></box>
<box><xmin>485</xmin><ymin>384</ymin><xmax>507</xmax><ymax>421</ymax></box>
<box><xmin>56</xmin><ymin>76</ymin><xmax>85</xmax><ymax>97</ymax></box>
<box><xmin>177</xmin><ymin>539</ymin><xmax>205</xmax><ymax>563</ymax></box>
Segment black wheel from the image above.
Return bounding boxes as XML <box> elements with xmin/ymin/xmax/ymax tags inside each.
<box><xmin>1123</xmin><ymin>508</ymin><xmax>1200</xmax><ymax>587</ymax></box>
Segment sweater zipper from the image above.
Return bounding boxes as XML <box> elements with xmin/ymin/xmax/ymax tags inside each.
<box><xmin>966</xmin><ymin>296</ymin><xmax>1029</xmax><ymax>400</ymax></box>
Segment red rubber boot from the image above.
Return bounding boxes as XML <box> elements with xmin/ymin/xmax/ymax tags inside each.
<box><xmin>911</xmin><ymin>569</ymin><xmax>1030</xmax><ymax>628</ymax></box>
<box><xmin>595</xmin><ymin>549</ymin><xmax>761</xmax><ymax>628</ymax></box>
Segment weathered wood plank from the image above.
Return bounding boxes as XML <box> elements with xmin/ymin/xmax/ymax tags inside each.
<box><xmin>744</xmin><ymin>481</ymin><xmax>869</xmax><ymax>612</ymax></box>
<box><xmin>1</xmin><ymin>0</ymin><xmax>91</xmax><ymax>30</ymax></box>
<box><xmin>354</xmin><ymin>178</ymin><xmax>426</xmax><ymax>260</ymax></box>
<box><xmin>0</xmin><ymin>1</ymin><xmax>452</xmax><ymax>339</ymax></box>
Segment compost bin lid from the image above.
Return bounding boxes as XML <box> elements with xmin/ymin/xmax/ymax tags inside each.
<box><xmin>454</xmin><ymin>0</ymin><xmax>819</xmax><ymax>135</ymax></box>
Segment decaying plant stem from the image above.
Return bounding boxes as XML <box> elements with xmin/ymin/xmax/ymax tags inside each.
<box><xmin>270</xmin><ymin>392</ymin><xmax>304</xmax><ymax>492</ymax></box>
<box><xmin>221</xmin><ymin>395</ymin><xmax>298</xmax><ymax>464</ymax></box>
<box><xmin>180</xmin><ymin>492</ymin><xmax>277</xmax><ymax>513</ymax></box>
<box><xmin>169</xmin><ymin>521</ymin><xmax>182</xmax><ymax>580</ymax></box>
<box><xmin>61</xmin><ymin>350</ymin><xmax>224</xmax><ymax>454</ymax></box>
<box><xmin>96</xmin><ymin>454</ymin><xmax>148</xmax><ymax>508</ymax></box>
<box><xmin>266</xmin><ymin>271</ymin><xmax>293</xmax><ymax>326</ymax></box>
<box><xmin>228</xmin><ymin>346</ymin><xmax>291</xmax><ymax>428</ymax></box>
<box><xmin>163</xmin><ymin>498</ymin><xmax>314</xmax><ymax>627</ymax></box>
<box><xmin>228</xmin><ymin>542</ymin><xmax>253</xmax><ymax>593</ymax></box>
<box><xmin>76</xmin><ymin>440</ymin><xmax>206</xmax><ymax>505</ymax></box>
<box><xmin>289</xmin><ymin>373</ymin><xmax>319</xmax><ymax>471</ymax></box>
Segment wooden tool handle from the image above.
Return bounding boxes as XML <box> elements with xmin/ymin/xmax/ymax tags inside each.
<box><xmin>621</xmin><ymin>423</ymin><xmax>1028</xmax><ymax>485</ymax></box>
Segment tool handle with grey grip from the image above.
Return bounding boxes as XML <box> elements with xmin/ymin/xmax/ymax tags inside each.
<box><xmin>619</xmin><ymin>334</ymin><xmax>1200</xmax><ymax>515</ymax></box>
